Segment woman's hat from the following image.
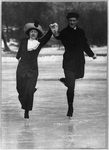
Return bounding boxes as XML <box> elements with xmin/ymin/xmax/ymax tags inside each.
<box><xmin>66</xmin><ymin>12</ymin><xmax>79</xmax><ymax>19</ymax></box>
<box><xmin>24</xmin><ymin>21</ymin><xmax>44</xmax><ymax>38</ymax></box>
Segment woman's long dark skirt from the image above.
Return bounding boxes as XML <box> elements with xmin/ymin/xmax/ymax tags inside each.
<box><xmin>16</xmin><ymin>74</ymin><xmax>37</xmax><ymax>111</ymax></box>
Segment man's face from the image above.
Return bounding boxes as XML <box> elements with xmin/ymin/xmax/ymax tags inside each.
<box><xmin>68</xmin><ymin>17</ymin><xmax>78</xmax><ymax>28</ymax></box>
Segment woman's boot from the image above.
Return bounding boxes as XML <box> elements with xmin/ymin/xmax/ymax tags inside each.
<box><xmin>24</xmin><ymin>110</ymin><xmax>29</xmax><ymax>119</ymax></box>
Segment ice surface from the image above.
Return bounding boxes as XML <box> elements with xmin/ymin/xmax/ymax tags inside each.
<box><xmin>1</xmin><ymin>46</ymin><xmax>107</xmax><ymax>149</ymax></box>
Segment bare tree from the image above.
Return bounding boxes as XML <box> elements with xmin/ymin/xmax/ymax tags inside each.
<box><xmin>2</xmin><ymin>30</ymin><xmax>10</xmax><ymax>52</ymax></box>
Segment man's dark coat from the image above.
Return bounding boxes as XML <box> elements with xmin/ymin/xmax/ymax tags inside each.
<box><xmin>55</xmin><ymin>25</ymin><xmax>94</xmax><ymax>79</ymax></box>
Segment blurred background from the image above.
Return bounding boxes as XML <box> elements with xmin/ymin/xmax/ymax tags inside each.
<box><xmin>2</xmin><ymin>1</ymin><xmax>107</xmax><ymax>52</ymax></box>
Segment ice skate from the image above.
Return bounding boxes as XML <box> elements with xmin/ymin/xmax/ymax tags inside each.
<box><xmin>24</xmin><ymin>110</ymin><xmax>29</xmax><ymax>119</ymax></box>
<box><xmin>67</xmin><ymin>105</ymin><xmax>73</xmax><ymax>118</ymax></box>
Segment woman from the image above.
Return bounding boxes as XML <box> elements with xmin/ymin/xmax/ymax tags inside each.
<box><xmin>16</xmin><ymin>20</ymin><xmax>54</xmax><ymax>119</ymax></box>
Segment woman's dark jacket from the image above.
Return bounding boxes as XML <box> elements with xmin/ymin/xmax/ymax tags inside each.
<box><xmin>16</xmin><ymin>29</ymin><xmax>52</xmax><ymax>78</ymax></box>
<box><xmin>55</xmin><ymin>25</ymin><xmax>94</xmax><ymax>79</ymax></box>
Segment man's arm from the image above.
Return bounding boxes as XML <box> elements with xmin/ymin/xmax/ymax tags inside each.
<box><xmin>83</xmin><ymin>36</ymin><xmax>97</xmax><ymax>59</ymax></box>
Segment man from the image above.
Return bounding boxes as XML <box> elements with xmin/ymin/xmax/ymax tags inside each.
<box><xmin>52</xmin><ymin>12</ymin><xmax>97</xmax><ymax>118</ymax></box>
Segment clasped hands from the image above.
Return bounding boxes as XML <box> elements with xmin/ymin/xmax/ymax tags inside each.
<box><xmin>49</xmin><ymin>23</ymin><xmax>59</xmax><ymax>36</ymax></box>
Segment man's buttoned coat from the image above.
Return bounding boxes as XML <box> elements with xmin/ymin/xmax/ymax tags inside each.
<box><xmin>55</xmin><ymin>25</ymin><xmax>94</xmax><ymax>79</ymax></box>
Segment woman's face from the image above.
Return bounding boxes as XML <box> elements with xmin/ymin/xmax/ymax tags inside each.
<box><xmin>29</xmin><ymin>29</ymin><xmax>38</xmax><ymax>40</ymax></box>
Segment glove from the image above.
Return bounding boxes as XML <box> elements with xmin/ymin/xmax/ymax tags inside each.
<box><xmin>93</xmin><ymin>53</ymin><xmax>97</xmax><ymax>59</ymax></box>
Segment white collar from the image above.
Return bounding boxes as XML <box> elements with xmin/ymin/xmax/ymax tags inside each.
<box><xmin>27</xmin><ymin>39</ymin><xmax>40</xmax><ymax>51</ymax></box>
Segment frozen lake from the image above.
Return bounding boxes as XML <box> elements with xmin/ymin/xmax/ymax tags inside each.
<box><xmin>1</xmin><ymin>47</ymin><xmax>108</xmax><ymax>149</ymax></box>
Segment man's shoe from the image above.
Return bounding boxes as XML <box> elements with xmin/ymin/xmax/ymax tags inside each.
<box><xmin>59</xmin><ymin>78</ymin><xmax>66</xmax><ymax>86</ymax></box>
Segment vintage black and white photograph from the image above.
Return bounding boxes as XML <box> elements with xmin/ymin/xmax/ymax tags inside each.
<box><xmin>1</xmin><ymin>0</ymin><xmax>108</xmax><ymax>149</ymax></box>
